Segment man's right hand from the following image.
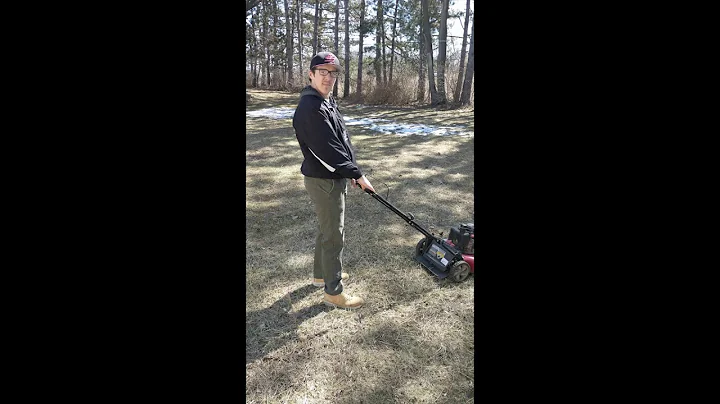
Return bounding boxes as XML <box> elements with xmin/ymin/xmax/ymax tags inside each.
<box><xmin>356</xmin><ymin>175</ymin><xmax>375</xmax><ymax>193</ymax></box>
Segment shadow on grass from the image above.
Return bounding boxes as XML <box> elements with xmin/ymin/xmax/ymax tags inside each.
<box><xmin>246</xmin><ymin>99</ymin><xmax>474</xmax><ymax>402</ymax></box>
<box><xmin>246</xmin><ymin>284</ymin><xmax>330</xmax><ymax>365</ymax></box>
<box><xmin>327</xmin><ymin>308</ymin><xmax>474</xmax><ymax>403</ymax></box>
<box><xmin>246</xmin><ymin>288</ymin><xmax>474</xmax><ymax>403</ymax></box>
<box><xmin>246</xmin><ymin>119</ymin><xmax>475</xmax><ymax>291</ymax></box>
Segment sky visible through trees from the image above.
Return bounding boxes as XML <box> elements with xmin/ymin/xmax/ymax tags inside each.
<box><xmin>245</xmin><ymin>1</ymin><xmax>473</xmax><ymax>59</ymax></box>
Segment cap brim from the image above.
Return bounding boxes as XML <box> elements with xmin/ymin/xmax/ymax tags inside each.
<box><xmin>312</xmin><ymin>63</ymin><xmax>343</xmax><ymax>72</ymax></box>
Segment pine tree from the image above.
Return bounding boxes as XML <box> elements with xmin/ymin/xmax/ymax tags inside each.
<box><xmin>357</xmin><ymin>0</ymin><xmax>366</xmax><ymax>98</ymax></box>
<box><xmin>436</xmin><ymin>0</ymin><xmax>449</xmax><ymax>104</ymax></box>
<box><xmin>460</xmin><ymin>12</ymin><xmax>474</xmax><ymax>106</ymax></box>
<box><xmin>453</xmin><ymin>0</ymin><xmax>470</xmax><ymax>103</ymax></box>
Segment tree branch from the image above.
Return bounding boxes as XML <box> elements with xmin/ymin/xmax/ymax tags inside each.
<box><xmin>246</xmin><ymin>0</ymin><xmax>261</xmax><ymax>12</ymax></box>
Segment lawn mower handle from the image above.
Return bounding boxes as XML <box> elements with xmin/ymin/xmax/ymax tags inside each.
<box><xmin>363</xmin><ymin>187</ymin><xmax>435</xmax><ymax>239</ymax></box>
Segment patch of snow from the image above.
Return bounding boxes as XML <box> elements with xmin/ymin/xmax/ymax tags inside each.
<box><xmin>342</xmin><ymin>116</ymin><xmax>391</xmax><ymax>126</ymax></box>
<box><xmin>247</xmin><ymin>107</ymin><xmax>472</xmax><ymax>137</ymax></box>
<box><xmin>246</xmin><ymin>107</ymin><xmax>295</xmax><ymax>119</ymax></box>
<box><xmin>344</xmin><ymin>116</ymin><xmax>472</xmax><ymax>137</ymax></box>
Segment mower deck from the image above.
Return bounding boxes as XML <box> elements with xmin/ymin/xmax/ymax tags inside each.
<box><xmin>414</xmin><ymin>254</ymin><xmax>450</xmax><ymax>279</ymax></box>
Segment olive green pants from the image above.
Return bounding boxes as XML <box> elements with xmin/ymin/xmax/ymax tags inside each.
<box><xmin>304</xmin><ymin>176</ymin><xmax>347</xmax><ymax>296</ymax></box>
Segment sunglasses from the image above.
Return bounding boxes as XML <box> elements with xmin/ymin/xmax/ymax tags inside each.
<box><xmin>313</xmin><ymin>68</ymin><xmax>340</xmax><ymax>78</ymax></box>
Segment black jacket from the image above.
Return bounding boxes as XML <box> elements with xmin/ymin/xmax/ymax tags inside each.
<box><xmin>293</xmin><ymin>86</ymin><xmax>363</xmax><ymax>180</ymax></box>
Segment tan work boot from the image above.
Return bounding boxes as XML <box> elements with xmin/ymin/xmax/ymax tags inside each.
<box><xmin>323</xmin><ymin>292</ymin><xmax>364</xmax><ymax>310</ymax></box>
<box><xmin>312</xmin><ymin>272</ymin><xmax>349</xmax><ymax>287</ymax></box>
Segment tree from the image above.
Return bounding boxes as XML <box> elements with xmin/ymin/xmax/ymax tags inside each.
<box><xmin>417</xmin><ymin>7</ymin><xmax>425</xmax><ymax>102</ymax></box>
<box><xmin>388</xmin><ymin>0</ymin><xmax>398</xmax><ymax>83</ymax></box>
<box><xmin>284</xmin><ymin>0</ymin><xmax>294</xmax><ymax>88</ymax></box>
<box><xmin>357</xmin><ymin>0</ymin><xmax>366</xmax><ymax>98</ymax></box>
<box><xmin>421</xmin><ymin>0</ymin><xmax>439</xmax><ymax>105</ymax></box>
<box><xmin>436</xmin><ymin>0</ymin><xmax>449</xmax><ymax>104</ymax></box>
<box><xmin>297</xmin><ymin>0</ymin><xmax>304</xmax><ymax>81</ymax></box>
<box><xmin>246</xmin><ymin>0</ymin><xmax>263</xmax><ymax>102</ymax></box>
<box><xmin>334</xmin><ymin>0</ymin><xmax>340</xmax><ymax>96</ymax></box>
<box><xmin>454</xmin><ymin>0</ymin><xmax>470</xmax><ymax>103</ymax></box>
<box><xmin>343</xmin><ymin>0</ymin><xmax>350</xmax><ymax>97</ymax></box>
<box><xmin>460</xmin><ymin>12</ymin><xmax>474</xmax><ymax>106</ymax></box>
<box><xmin>246</xmin><ymin>0</ymin><xmax>262</xmax><ymax>13</ymax></box>
<box><xmin>313</xmin><ymin>0</ymin><xmax>320</xmax><ymax>54</ymax></box>
<box><xmin>374</xmin><ymin>0</ymin><xmax>383</xmax><ymax>87</ymax></box>
<box><xmin>262</xmin><ymin>0</ymin><xmax>271</xmax><ymax>86</ymax></box>
<box><xmin>381</xmin><ymin>3</ymin><xmax>386</xmax><ymax>85</ymax></box>
<box><xmin>248</xmin><ymin>11</ymin><xmax>260</xmax><ymax>87</ymax></box>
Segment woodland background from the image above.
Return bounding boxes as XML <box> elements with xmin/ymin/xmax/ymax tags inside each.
<box><xmin>246</xmin><ymin>0</ymin><xmax>475</xmax><ymax>107</ymax></box>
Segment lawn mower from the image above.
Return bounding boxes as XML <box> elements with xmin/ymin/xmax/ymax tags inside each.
<box><xmin>363</xmin><ymin>187</ymin><xmax>474</xmax><ymax>282</ymax></box>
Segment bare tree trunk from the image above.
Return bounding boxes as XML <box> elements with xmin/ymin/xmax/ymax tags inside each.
<box><xmin>284</xmin><ymin>0</ymin><xmax>294</xmax><ymax>88</ymax></box>
<box><xmin>251</xmin><ymin>13</ymin><xmax>259</xmax><ymax>87</ymax></box>
<box><xmin>272</xmin><ymin>0</ymin><xmax>280</xmax><ymax>85</ymax></box>
<box><xmin>422</xmin><ymin>0</ymin><xmax>438</xmax><ymax>105</ymax></box>
<box><xmin>357</xmin><ymin>0</ymin><xmax>366</xmax><ymax>98</ymax></box>
<box><xmin>257</xmin><ymin>3</ymin><xmax>263</xmax><ymax>87</ymax></box>
<box><xmin>460</xmin><ymin>12</ymin><xmax>474</xmax><ymax>106</ymax></box>
<box><xmin>266</xmin><ymin>53</ymin><xmax>271</xmax><ymax>86</ymax></box>
<box><xmin>249</xmin><ymin>13</ymin><xmax>258</xmax><ymax>87</ymax></box>
<box><xmin>381</xmin><ymin>10</ymin><xmax>386</xmax><ymax>85</ymax></box>
<box><xmin>297</xmin><ymin>0</ymin><xmax>304</xmax><ymax>81</ymax></box>
<box><xmin>250</xmin><ymin>57</ymin><xmax>255</xmax><ymax>86</ymax></box>
<box><xmin>334</xmin><ymin>0</ymin><xmax>339</xmax><ymax>97</ymax></box>
<box><xmin>313</xmin><ymin>0</ymin><xmax>320</xmax><ymax>54</ymax></box>
<box><xmin>389</xmin><ymin>0</ymin><xmax>398</xmax><ymax>84</ymax></box>
<box><xmin>247</xmin><ymin>0</ymin><xmax>262</xmax><ymax>13</ymax></box>
<box><xmin>453</xmin><ymin>0</ymin><xmax>470</xmax><ymax>103</ymax></box>
<box><xmin>417</xmin><ymin>15</ymin><xmax>425</xmax><ymax>102</ymax></box>
<box><xmin>291</xmin><ymin>1</ymin><xmax>296</xmax><ymax>83</ymax></box>
<box><xmin>374</xmin><ymin>0</ymin><xmax>382</xmax><ymax>87</ymax></box>
<box><xmin>343</xmin><ymin>0</ymin><xmax>350</xmax><ymax>97</ymax></box>
<box><xmin>263</xmin><ymin>0</ymin><xmax>271</xmax><ymax>87</ymax></box>
<box><xmin>436</xmin><ymin>0</ymin><xmax>449</xmax><ymax>104</ymax></box>
<box><xmin>252</xmin><ymin>7</ymin><xmax>260</xmax><ymax>88</ymax></box>
<box><xmin>255</xmin><ymin>59</ymin><xmax>260</xmax><ymax>87</ymax></box>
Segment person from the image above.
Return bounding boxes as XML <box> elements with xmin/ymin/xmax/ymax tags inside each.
<box><xmin>292</xmin><ymin>51</ymin><xmax>375</xmax><ymax>310</ymax></box>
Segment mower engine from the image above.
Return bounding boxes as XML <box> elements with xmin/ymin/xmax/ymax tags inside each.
<box><xmin>448</xmin><ymin>223</ymin><xmax>475</xmax><ymax>255</ymax></box>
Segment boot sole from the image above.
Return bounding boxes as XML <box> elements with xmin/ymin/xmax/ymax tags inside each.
<box><xmin>323</xmin><ymin>300</ymin><xmax>363</xmax><ymax>310</ymax></box>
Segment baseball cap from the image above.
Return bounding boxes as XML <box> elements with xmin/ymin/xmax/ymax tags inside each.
<box><xmin>309</xmin><ymin>51</ymin><xmax>342</xmax><ymax>72</ymax></box>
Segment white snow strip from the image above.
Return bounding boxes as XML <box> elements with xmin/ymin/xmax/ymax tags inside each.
<box><xmin>246</xmin><ymin>107</ymin><xmax>296</xmax><ymax>119</ymax></box>
<box><xmin>342</xmin><ymin>116</ymin><xmax>391</xmax><ymax>126</ymax></box>
<box><xmin>246</xmin><ymin>107</ymin><xmax>472</xmax><ymax>137</ymax></box>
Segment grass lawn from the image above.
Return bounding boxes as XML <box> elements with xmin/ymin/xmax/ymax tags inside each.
<box><xmin>246</xmin><ymin>89</ymin><xmax>475</xmax><ymax>403</ymax></box>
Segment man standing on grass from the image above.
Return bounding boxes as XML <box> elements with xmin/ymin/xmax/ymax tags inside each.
<box><xmin>293</xmin><ymin>51</ymin><xmax>375</xmax><ymax>310</ymax></box>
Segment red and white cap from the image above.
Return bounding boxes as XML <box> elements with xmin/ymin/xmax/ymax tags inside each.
<box><xmin>309</xmin><ymin>51</ymin><xmax>343</xmax><ymax>71</ymax></box>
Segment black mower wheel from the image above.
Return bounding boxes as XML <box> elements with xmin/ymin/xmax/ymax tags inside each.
<box><xmin>414</xmin><ymin>238</ymin><xmax>427</xmax><ymax>257</ymax></box>
<box><xmin>449</xmin><ymin>261</ymin><xmax>471</xmax><ymax>283</ymax></box>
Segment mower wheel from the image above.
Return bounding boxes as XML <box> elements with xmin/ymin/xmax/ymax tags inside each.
<box><xmin>449</xmin><ymin>261</ymin><xmax>471</xmax><ymax>283</ymax></box>
<box><xmin>414</xmin><ymin>238</ymin><xmax>427</xmax><ymax>257</ymax></box>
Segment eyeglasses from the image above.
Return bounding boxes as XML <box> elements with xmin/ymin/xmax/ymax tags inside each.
<box><xmin>313</xmin><ymin>68</ymin><xmax>340</xmax><ymax>78</ymax></box>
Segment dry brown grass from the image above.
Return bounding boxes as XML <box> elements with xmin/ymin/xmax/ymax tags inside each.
<box><xmin>246</xmin><ymin>89</ymin><xmax>474</xmax><ymax>403</ymax></box>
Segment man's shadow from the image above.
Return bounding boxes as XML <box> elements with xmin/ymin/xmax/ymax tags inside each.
<box><xmin>246</xmin><ymin>284</ymin><xmax>330</xmax><ymax>365</ymax></box>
